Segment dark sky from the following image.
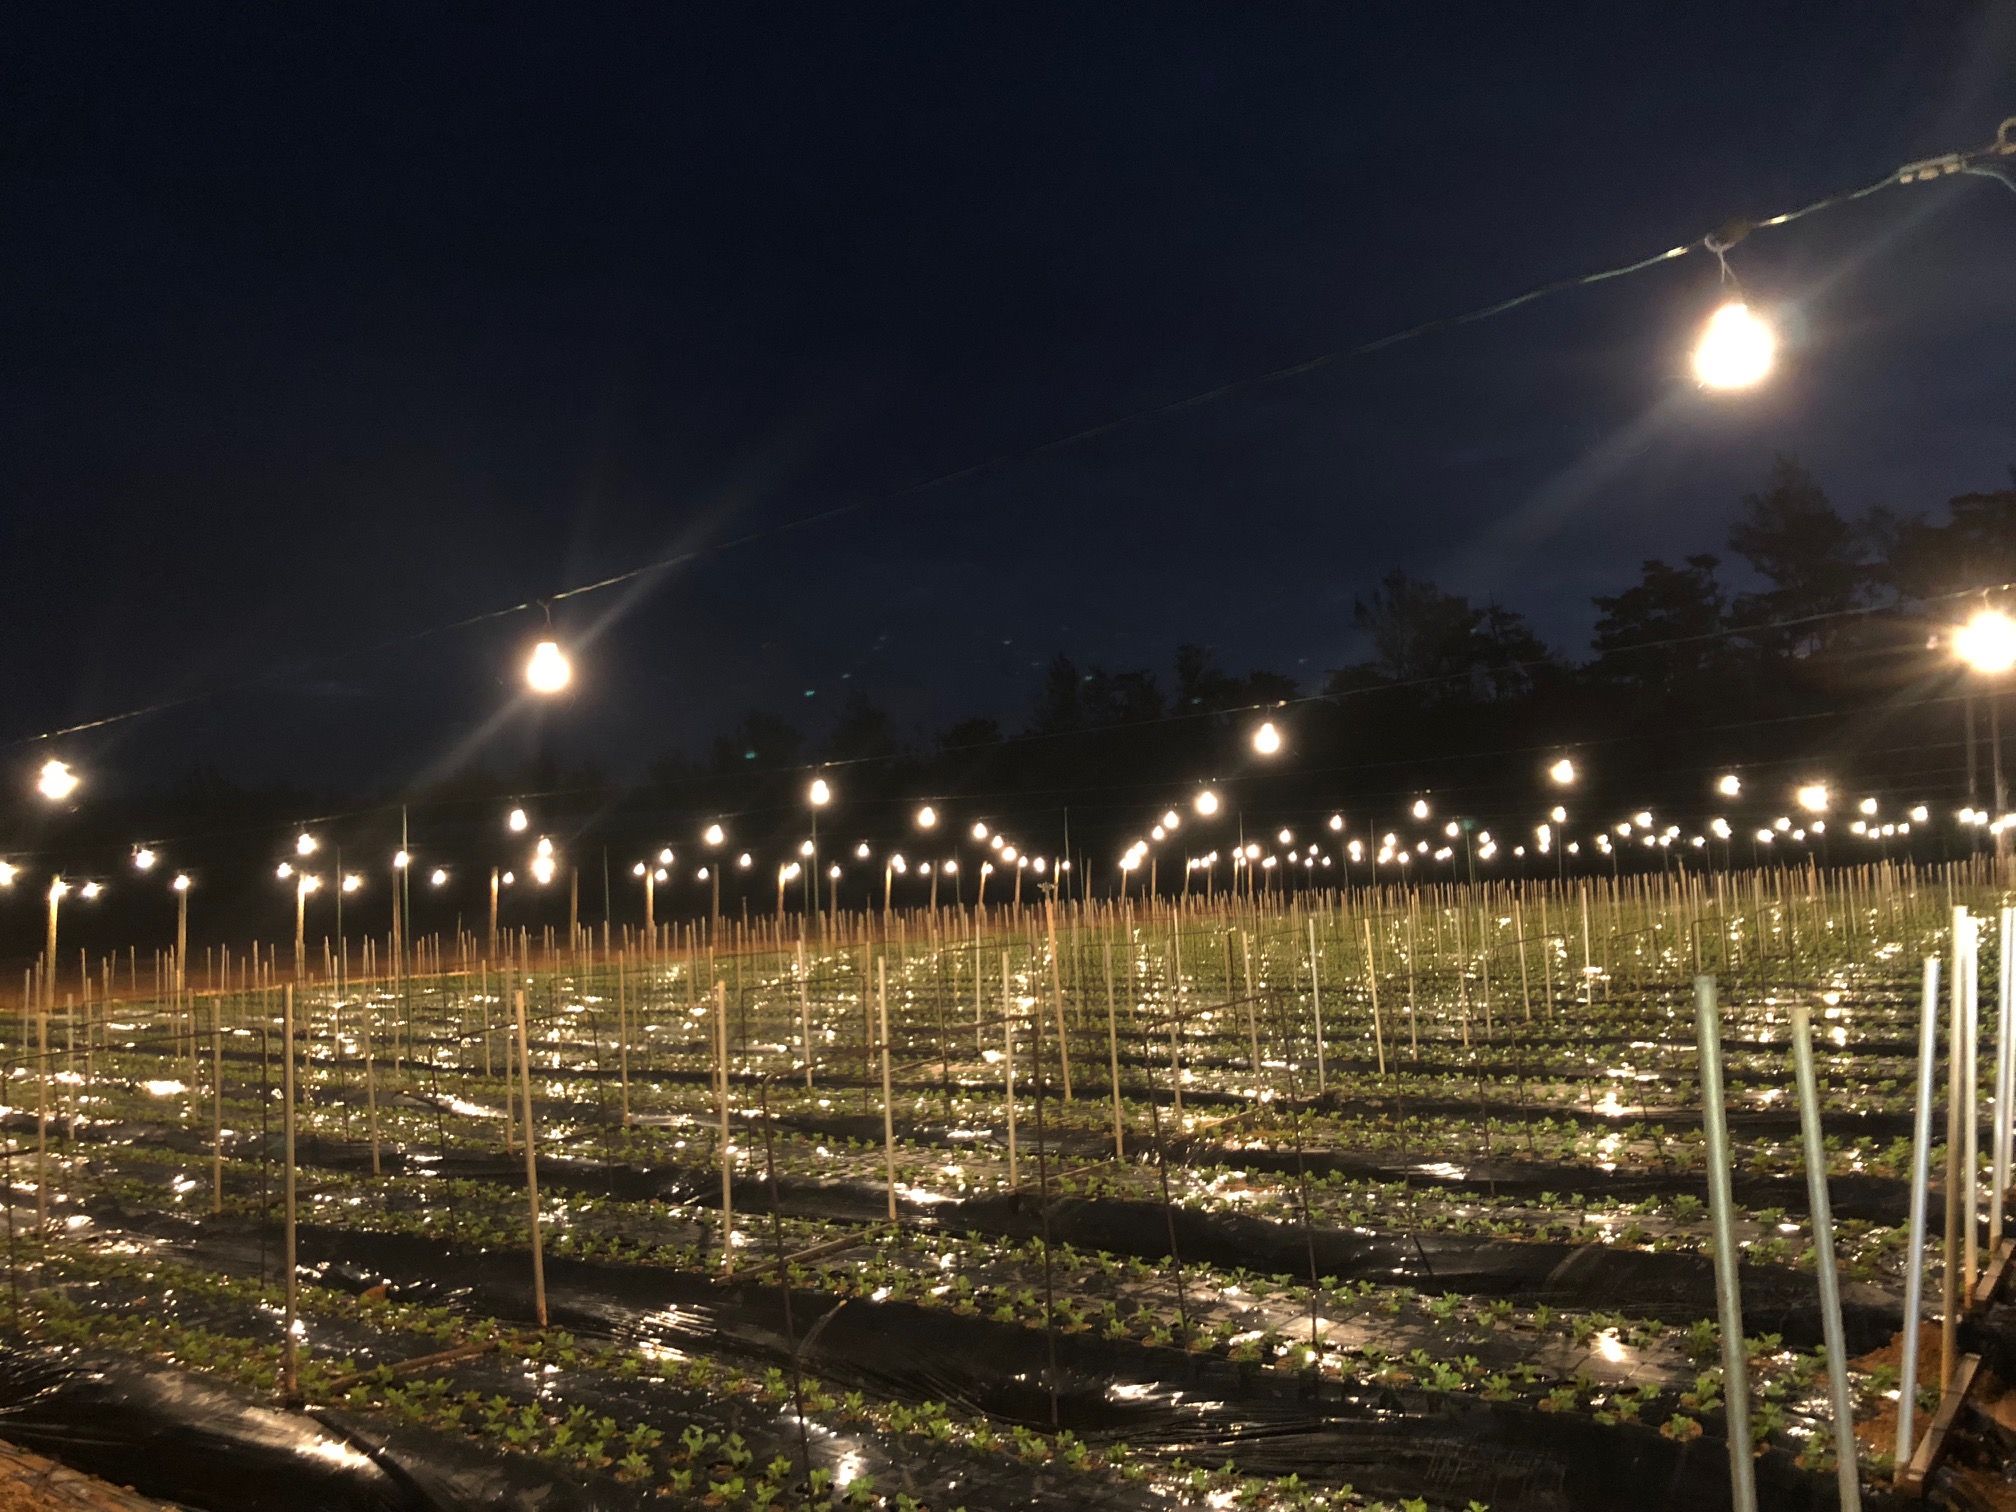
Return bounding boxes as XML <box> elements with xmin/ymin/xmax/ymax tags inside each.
<box><xmin>5</xmin><ymin>3</ymin><xmax>2013</xmax><ymax>796</ymax></box>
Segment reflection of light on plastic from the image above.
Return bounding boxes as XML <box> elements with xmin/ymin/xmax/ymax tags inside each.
<box><xmin>1692</xmin><ymin>301</ymin><xmax>1774</xmax><ymax>390</ymax></box>
<box><xmin>142</xmin><ymin>1079</ymin><xmax>187</xmax><ymax>1098</ymax></box>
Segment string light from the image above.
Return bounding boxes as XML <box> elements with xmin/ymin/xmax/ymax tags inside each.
<box><xmin>36</xmin><ymin>760</ymin><xmax>78</xmax><ymax>802</ymax></box>
<box><xmin>1692</xmin><ymin>302</ymin><xmax>1775</xmax><ymax>390</ymax></box>
<box><xmin>508</xmin><ymin>808</ymin><xmax>529</xmax><ymax>832</ymax></box>
<box><xmin>1194</xmin><ymin>791</ymin><xmax>1220</xmax><ymax>817</ymax></box>
<box><xmin>525</xmin><ymin>639</ymin><xmax>572</xmax><ymax>695</ymax></box>
<box><xmin>1251</xmin><ymin>721</ymin><xmax>1282</xmax><ymax>755</ymax></box>
<box><xmin>133</xmin><ymin>848</ymin><xmax>157</xmax><ymax>871</ymax></box>
<box><xmin>1549</xmin><ymin>758</ymin><xmax>1576</xmax><ymax>785</ymax></box>
<box><xmin>808</xmin><ymin>778</ymin><xmax>832</xmax><ymax>807</ymax></box>
<box><xmin>1956</xmin><ymin>608</ymin><xmax>2016</xmax><ymax>675</ymax></box>
<box><xmin>916</xmin><ymin>805</ymin><xmax>938</xmax><ymax>829</ymax></box>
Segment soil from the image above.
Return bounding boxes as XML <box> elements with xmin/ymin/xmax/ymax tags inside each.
<box><xmin>0</xmin><ymin>1438</ymin><xmax>171</xmax><ymax>1512</ymax></box>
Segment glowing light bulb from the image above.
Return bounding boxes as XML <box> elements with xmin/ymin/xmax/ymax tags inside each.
<box><xmin>79</xmin><ymin>881</ymin><xmax>102</xmax><ymax>899</ymax></box>
<box><xmin>737</xmin><ymin>852</ymin><xmax>752</xmax><ymax>869</ymax></box>
<box><xmin>36</xmin><ymin>760</ymin><xmax>77</xmax><ymax>802</ymax></box>
<box><xmin>1277</xmin><ymin>829</ymin><xmax>1293</xmax><ymax>845</ymax></box>
<box><xmin>525</xmin><ymin>639</ymin><xmax>572</xmax><ymax>695</ymax></box>
<box><xmin>1858</xmin><ymin>797</ymin><xmax>1878</xmax><ymax>816</ymax></box>
<box><xmin>1692</xmin><ymin>301</ymin><xmax>1775</xmax><ymax>390</ymax></box>
<box><xmin>172</xmin><ymin>873</ymin><xmax>190</xmax><ymax>892</ymax></box>
<box><xmin>799</xmin><ymin>839</ymin><xmax>814</xmax><ymax>857</ymax></box>
<box><xmin>133</xmin><ymin>848</ymin><xmax>157</xmax><ymax>871</ymax></box>
<box><xmin>971</xmin><ymin>821</ymin><xmax>989</xmax><ymax>840</ymax></box>
<box><xmin>633</xmin><ymin>861</ymin><xmax>648</xmax><ymax>877</ymax></box>
<box><xmin>535</xmin><ymin>835</ymin><xmax>554</xmax><ymax>858</ymax></box>
<box><xmin>1550</xmin><ymin>805</ymin><xmax>1567</xmax><ymax>824</ymax></box>
<box><xmin>1549</xmin><ymin>758</ymin><xmax>1576</xmax><ymax>785</ymax></box>
<box><xmin>531</xmin><ymin>855</ymin><xmax>556</xmax><ymax>885</ymax></box>
<box><xmin>916</xmin><ymin>805</ymin><xmax>937</xmax><ymax>829</ymax></box>
<box><xmin>1194</xmin><ymin>790</ymin><xmax>1220</xmax><ymax>817</ymax></box>
<box><xmin>296</xmin><ymin>831</ymin><xmax>318</xmax><ymax>856</ymax></box>
<box><xmin>508</xmin><ymin>807</ymin><xmax>528</xmax><ymax>832</ymax></box>
<box><xmin>1716</xmin><ymin>773</ymin><xmax>1741</xmax><ymax>798</ymax></box>
<box><xmin>393</xmin><ymin>849</ymin><xmax>410</xmax><ymax>869</ymax></box>
<box><xmin>1411</xmin><ymin>799</ymin><xmax>1429</xmax><ymax>820</ymax></box>
<box><xmin>275</xmin><ymin>862</ymin><xmax>293</xmax><ymax>880</ymax></box>
<box><xmin>1796</xmin><ymin>784</ymin><xmax>1829</xmax><ymax>814</ymax></box>
<box><xmin>1001</xmin><ymin>846</ymin><xmax>1018</xmax><ymax>863</ymax></box>
<box><xmin>703</xmin><ymin>823</ymin><xmax>725</xmax><ymax>847</ymax></box>
<box><xmin>855</xmin><ymin>842</ymin><xmax>871</xmax><ymax>859</ymax></box>
<box><xmin>429</xmin><ymin>868</ymin><xmax>447</xmax><ymax>886</ymax></box>
<box><xmin>1956</xmin><ymin>609</ymin><xmax>2016</xmax><ymax>676</ymax></box>
<box><xmin>1162</xmin><ymin>810</ymin><xmax>1180</xmax><ymax>830</ymax></box>
<box><xmin>1251</xmin><ymin>721</ymin><xmax>1282</xmax><ymax>755</ymax></box>
<box><xmin>808</xmin><ymin>778</ymin><xmax>831</xmax><ymax>807</ymax></box>
<box><xmin>943</xmin><ymin>859</ymin><xmax>958</xmax><ymax>875</ymax></box>
<box><xmin>342</xmin><ymin>874</ymin><xmax>362</xmax><ymax>893</ymax></box>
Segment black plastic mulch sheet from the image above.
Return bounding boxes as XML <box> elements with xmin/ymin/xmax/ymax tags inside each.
<box><xmin>0</xmin><ymin>1347</ymin><xmax>598</xmax><ymax>1512</ymax></box>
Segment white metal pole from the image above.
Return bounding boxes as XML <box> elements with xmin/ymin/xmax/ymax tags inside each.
<box><xmin>1788</xmin><ymin>1003</ymin><xmax>1861</xmax><ymax>1512</ymax></box>
<box><xmin>1694</xmin><ymin>974</ymin><xmax>1757</xmax><ymax>1512</ymax></box>
<box><xmin>1897</xmin><ymin>956</ymin><xmax>1942</xmax><ymax>1480</ymax></box>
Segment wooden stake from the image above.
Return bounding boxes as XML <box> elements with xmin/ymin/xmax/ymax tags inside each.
<box><xmin>282</xmin><ymin>985</ymin><xmax>299</xmax><ymax>1402</ymax></box>
<box><xmin>715</xmin><ymin>981</ymin><xmax>733</xmax><ymax>1274</ymax></box>
<box><xmin>514</xmin><ymin>989</ymin><xmax>548</xmax><ymax>1326</ymax></box>
<box><xmin>877</xmin><ymin>956</ymin><xmax>897</xmax><ymax>1222</ymax></box>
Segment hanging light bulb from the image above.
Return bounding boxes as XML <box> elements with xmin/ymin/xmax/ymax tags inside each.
<box><xmin>35</xmin><ymin>760</ymin><xmax>78</xmax><ymax>802</ymax></box>
<box><xmin>508</xmin><ymin>807</ymin><xmax>529</xmax><ymax>832</ymax></box>
<box><xmin>1692</xmin><ymin>301</ymin><xmax>1775</xmax><ymax>390</ymax></box>
<box><xmin>1956</xmin><ymin>609</ymin><xmax>2016</xmax><ymax>675</ymax></box>
<box><xmin>525</xmin><ymin>639</ymin><xmax>572</xmax><ymax>695</ymax></box>
<box><xmin>1194</xmin><ymin>790</ymin><xmax>1220</xmax><ymax>817</ymax></box>
<box><xmin>1251</xmin><ymin>721</ymin><xmax>1282</xmax><ymax>755</ymax></box>
<box><xmin>915</xmin><ymin>805</ymin><xmax>938</xmax><ymax>829</ymax></box>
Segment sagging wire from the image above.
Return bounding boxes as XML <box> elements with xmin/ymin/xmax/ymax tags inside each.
<box><xmin>9</xmin><ymin>118</ymin><xmax>2016</xmax><ymax>754</ymax></box>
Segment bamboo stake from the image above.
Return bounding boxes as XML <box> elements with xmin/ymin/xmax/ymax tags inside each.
<box><xmin>1362</xmin><ymin>917</ymin><xmax>1386</xmax><ymax>1076</ymax></box>
<box><xmin>282</xmin><ymin>985</ymin><xmax>299</xmax><ymax>1402</ymax></box>
<box><xmin>514</xmin><ymin>988</ymin><xmax>548</xmax><ymax>1325</ymax></box>
<box><xmin>877</xmin><ymin>955</ymin><xmax>897</xmax><ymax>1222</ymax></box>
<box><xmin>1102</xmin><ymin>939</ymin><xmax>1124</xmax><ymax>1158</ymax></box>
<box><xmin>1002</xmin><ymin>952</ymin><xmax>1017</xmax><ymax>1189</ymax></box>
<box><xmin>716</xmin><ymin>981</ymin><xmax>733</xmax><ymax>1275</ymax></box>
<box><xmin>1307</xmin><ymin>918</ymin><xmax>1326</xmax><ymax>1093</ymax></box>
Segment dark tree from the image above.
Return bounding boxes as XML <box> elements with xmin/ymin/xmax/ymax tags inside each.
<box><xmin>1726</xmin><ymin>455</ymin><xmax>1870</xmax><ymax>646</ymax></box>
<box><xmin>1590</xmin><ymin>555</ymin><xmax>1729</xmax><ymax>694</ymax></box>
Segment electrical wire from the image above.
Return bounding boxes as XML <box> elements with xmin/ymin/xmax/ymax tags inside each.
<box><xmin>8</xmin><ymin>118</ymin><xmax>2014</xmax><ymax>754</ymax></box>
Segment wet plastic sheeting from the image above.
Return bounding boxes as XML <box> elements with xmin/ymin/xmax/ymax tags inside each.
<box><xmin>0</xmin><ymin>1348</ymin><xmax>435</xmax><ymax>1512</ymax></box>
<box><xmin>259</xmin><ymin>1225</ymin><xmax>1850</xmax><ymax>1512</ymax></box>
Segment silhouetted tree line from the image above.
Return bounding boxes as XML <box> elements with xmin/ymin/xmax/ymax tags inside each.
<box><xmin>9</xmin><ymin>458</ymin><xmax>2015</xmax><ymax>955</ymax></box>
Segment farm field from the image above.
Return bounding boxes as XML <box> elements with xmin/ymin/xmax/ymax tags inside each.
<box><xmin>0</xmin><ymin>862</ymin><xmax>2008</xmax><ymax>1511</ymax></box>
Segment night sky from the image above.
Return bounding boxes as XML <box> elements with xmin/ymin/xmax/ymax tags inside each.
<box><xmin>6</xmin><ymin>4</ymin><xmax>2013</xmax><ymax>797</ymax></box>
